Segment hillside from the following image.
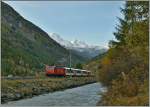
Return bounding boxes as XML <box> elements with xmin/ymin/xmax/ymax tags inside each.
<box><xmin>1</xmin><ymin>2</ymin><xmax>86</xmax><ymax>76</ymax></box>
<box><xmin>83</xmin><ymin>52</ymin><xmax>106</xmax><ymax>77</ymax></box>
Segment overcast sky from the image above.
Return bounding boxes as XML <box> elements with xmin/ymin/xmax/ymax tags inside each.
<box><xmin>5</xmin><ymin>1</ymin><xmax>124</xmax><ymax>48</ymax></box>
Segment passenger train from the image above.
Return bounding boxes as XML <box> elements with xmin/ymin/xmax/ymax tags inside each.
<box><xmin>45</xmin><ymin>65</ymin><xmax>91</xmax><ymax>77</ymax></box>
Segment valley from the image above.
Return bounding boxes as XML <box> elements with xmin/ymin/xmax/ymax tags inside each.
<box><xmin>1</xmin><ymin>2</ymin><xmax>104</xmax><ymax>105</ymax></box>
<box><xmin>1</xmin><ymin>1</ymin><xmax>149</xmax><ymax>106</ymax></box>
<box><xmin>1</xmin><ymin>2</ymin><xmax>89</xmax><ymax>76</ymax></box>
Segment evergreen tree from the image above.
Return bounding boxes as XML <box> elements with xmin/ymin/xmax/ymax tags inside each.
<box><xmin>99</xmin><ymin>1</ymin><xmax>149</xmax><ymax>105</ymax></box>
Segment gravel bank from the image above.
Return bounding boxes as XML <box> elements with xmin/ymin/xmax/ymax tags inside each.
<box><xmin>1</xmin><ymin>77</ymin><xmax>96</xmax><ymax>104</ymax></box>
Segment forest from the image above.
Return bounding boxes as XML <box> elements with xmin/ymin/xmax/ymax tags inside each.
<box><xmin>98</xmin><ymin>1</ymin><xmax>149</xmax><ymax>106</ymax></box>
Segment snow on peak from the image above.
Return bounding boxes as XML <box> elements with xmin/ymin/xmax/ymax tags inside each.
<box><xmin>71</xmin><ymin>39</ymin><xmax>89</xmax><ymax>48</ymax></box>
<box><xmin>49</xmin><ymin>33</ymin><xmax>73</xmax><ymax>47</ymax></box>
<box><xmin>48</xmin><ymin>32</ymin><xmax>108</xmax><ymax>50</ymax></box>
<box><xmin>48</xmin><ymin>33</ymin><xmax>108</xmax><ymax>58</ymax></box>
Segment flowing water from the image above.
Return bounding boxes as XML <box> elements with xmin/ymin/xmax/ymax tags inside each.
<box><xmin>3</xmin><ymin>83</ymin><xmax>106</xmax><ymax>106</ymax></box>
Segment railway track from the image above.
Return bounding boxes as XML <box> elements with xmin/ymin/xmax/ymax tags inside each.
<box><xmin>1</xmin><ymin>76</ymin><xmax>91</xmax><ymax>80</ymax></box>
<box><xmin>1</xmin><ymin>76</ymin><xmax>36</xmax><ymax>80</ymax></box>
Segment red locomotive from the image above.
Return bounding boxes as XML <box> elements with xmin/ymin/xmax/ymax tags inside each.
<box><xmin>45</xmin><ymin>65</ymin><xmax>91</xmax><ymax>77</ymax></box>
<box><xmin>45</xmin><ymin>66</ymin><xmax>66</xmax><ymax>76</ymax></box>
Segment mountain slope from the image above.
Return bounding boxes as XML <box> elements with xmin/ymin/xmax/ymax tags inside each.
<box><xmin>49</xmin><ymin>33</ymin><xmax>108</xmax><ymax>59</ymax></box>
<box><xmin>1</xmin><ymin>2</ymin><xmax>85</xmax><ymax>76</ymax></box>
<box><xmin>83</xmin><ymin>52</ymin><xmax>106</xmax><ymax>77</ymax></box>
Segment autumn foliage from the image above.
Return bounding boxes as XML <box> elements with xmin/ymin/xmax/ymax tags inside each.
<box><xmin>98</xmin><ymin>1</ymin><xmax>149</xmax><ymax>106</ymax></box>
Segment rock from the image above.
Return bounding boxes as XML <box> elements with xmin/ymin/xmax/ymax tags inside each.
<box><xmin>14</xmin><ymin>93</ymin><xmax>22</xmax><ymax>100</ymax></box>
<box><xmin>1</xmin><ymin>93</ymin><xmax>8</xmax><ymax>103</ymax></box>
<box><xmin>7</xmin><ymin>74</ymin><xmax>13</xmax><ymax>78</ymax></box>
<box><xmin>32</xmin><ymin>87</ymin><xmax>37</xmax><ymax>92</ymax></box>
<box><xmin>32</xmin><ymin>87</ymin><xmax>40</xmax><ymax>95</ymax></box>
<box><xmin>1</xmin><ymin>93</ymin><xmax>16</xmax><ymax>103</ymax></box>
<box><xmin>9</xmin><ymin>93</ymin><xmax>15</xmax><ymax>99</ymax></box>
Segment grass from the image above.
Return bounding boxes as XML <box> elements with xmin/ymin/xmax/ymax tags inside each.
<box><xmin>97</xmin><ymin>80</ymin><xmax>149</xmax><ymax>106</ymax></box>
<box><xmin>1</xmin><ymin>76</ymin><xmax>96</xmax><ymax>103</ymax></box>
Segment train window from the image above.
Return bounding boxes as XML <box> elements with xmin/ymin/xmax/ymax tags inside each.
<box><xmin>77</xmin><ymin>71</ymin><xmax>81</xmax><ymax>73</ymax></box>
<box><xmin>66</xmin><ymin>69</ymin><xmax>73</xmax><ymax>73</ymax></box>
<box><xmin>66</xmin><ymin>69</ymin><xmax>70</xmax><ymax>73</ymax></box>
<box><xmin>85</xmin><ymin>72</ymin><xmax>88</xmax><ymax>74</ymax></box>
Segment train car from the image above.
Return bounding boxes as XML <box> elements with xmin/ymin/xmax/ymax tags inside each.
<box><xmin>81</xmin><ymin>69</ymin><xmax>89</xmax><ymax>76</ymax></box>
<box><xmin>65</xmin><ymin>68</ymin><xmax>88</xmax><ymax>76</ymax></box>
<box><xmin>86</xmin><ymin>70</ymin><xmax>91</xmax><ymax>76</ymax></box>
<box><xmin>65</xmin><ymin>67</ymin><xmax>74</xmax><ymax>76</ymax></box>
<box><xmin>45</xmin><ymin>65</ymin><xmax>91</xmax><ymax>77</ymax></box>
<box><xmin>71</xmin><ymin>68</ymin><xmax>82</xmax><ymax>76</ymax></box>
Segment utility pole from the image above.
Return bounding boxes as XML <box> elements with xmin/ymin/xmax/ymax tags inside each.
<box><xmin>69</xmin><ymin>50</ymin><xmax>72</xmax><ymax>78</ymax></box>
<box><xmin>69</xmin><ymin>50</ymin><xmax>71</xmax><ymax>69</ymax></box>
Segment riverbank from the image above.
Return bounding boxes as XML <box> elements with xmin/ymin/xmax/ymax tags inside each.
<box><xmin>96</xmin><ymin>80</ymin><xmax>149</xmax><ymax>106</ymax></box>
<box><xmin>3</xmin><ymin>83</ymin><xmax>102</xmax><ymax>106</ymax></box>
<box><xmin>1</xmin><ymin>77</ymin><xmax>96</xmax><ymax>104</ymax></box>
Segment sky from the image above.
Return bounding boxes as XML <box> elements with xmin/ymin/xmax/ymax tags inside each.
<box><xmin>5</xmin><ymin>1</ymin><xmax>124</xmax><ymax>48</ymax></box>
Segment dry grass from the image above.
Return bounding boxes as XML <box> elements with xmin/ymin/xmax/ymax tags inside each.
<box><xmin>97</xmin><ymin>80</ymin><xmax>149</xmax><ymax>106</ymax></box>
<box><xmin>1</xmin><ymin>77</ymin><xmax>96</xmax><ymax>103</ymax></box>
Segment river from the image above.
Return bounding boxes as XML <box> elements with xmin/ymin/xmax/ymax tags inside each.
<box><xmin>3</xmin><ymin>83</ymin><xmax>106</xmax><ymax>106</ymax></box>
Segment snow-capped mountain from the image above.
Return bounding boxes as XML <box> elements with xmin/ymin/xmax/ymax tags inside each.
<box><xmin>49</xmin><ymin>33</ymin><xmax>73</xmax><ymax>47</ymax></box>
<box><xmin>71</xmin><ymin>40</ymin><xmax>89</xmax><ymax>48</ymax></box>
<box><xmin>49</xmin><ymin>33</ymin><xmax>108</xmax><ymax>59</ymax></box>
